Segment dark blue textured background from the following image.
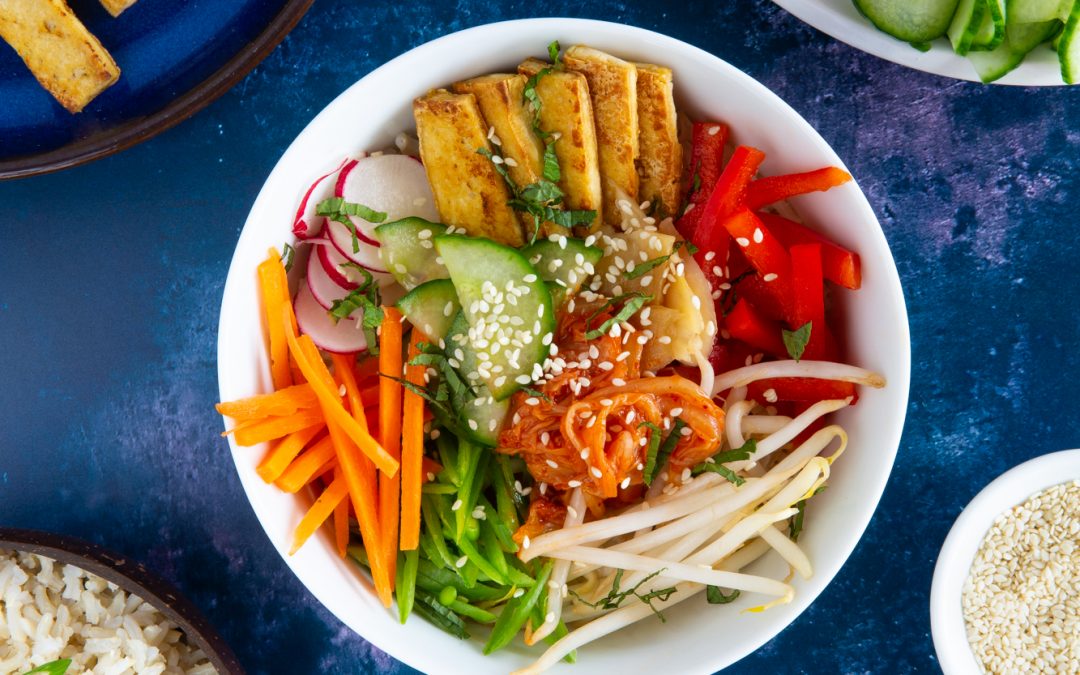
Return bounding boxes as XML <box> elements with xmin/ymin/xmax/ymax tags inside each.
<box><xmin>2</xmin><ymin>1</ymin><xmax>1079</xmax><ymax>673</ymax></box>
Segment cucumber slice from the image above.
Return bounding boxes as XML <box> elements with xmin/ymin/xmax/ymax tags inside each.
<box><xmin>1059</xmin><ymin>1</ymin><xmax>1080</xmax><ymax>83</ymax></box>
<box><xmin>445</xmin><ymin>313</ymin><xmax>510</xmax><ymax>446</ymax></box>
<box><xmin>970</xmin><ymin>0</ymin><xmax>1006</xmax><ymax>51</ymax></box>
<box><xmin>969</xmin><ymin>20</ymin><xmax>1062</xmax><ymax>81</ymax></box>
<box><xmin>1007</xmin><ymin>0</ymin><xmax>1068</xmax><ymax>23</ymax></box>
<box><xmin>949</xmin><ymin>0</ymin><xmax>988</xmax><ymax>55</ymax></box>
<box><xmin>434</xmin><ymin>235</ymin><xmax>555</xmax><ymax>401</ymax></box>
<box><xmin>397</xmin><ymin>279</ymin><xmax>461</xmax><ymax>340</ymax></box>
<box><xmin>374</xmin><ymin>218</ymin><xmax>449</xmax><ymax>290</ymax></box>
<box><xmin>521</xmin><ymin>237</ymin><xmax>602</xmax><ymax>296</ymax></box>
<box><xmin>854</xmin><ymin>0</ymin><xmax>962</xmax><ymax>42</ymax></box>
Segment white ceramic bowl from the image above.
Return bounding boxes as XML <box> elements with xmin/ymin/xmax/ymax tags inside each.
<box><xmin>218</xmin><ymin>18</ymin><xmax>911</xmax><ymax>674</ymax></box>
<box><xmin>773</xmin><ymin>0</ymin><xmax>1067</xmax><ymax>86</ymax></box>
<box><xmin>930</xmin><ymin>449</ymin><xmax>1080</xmax><ymax>674</ymax></box>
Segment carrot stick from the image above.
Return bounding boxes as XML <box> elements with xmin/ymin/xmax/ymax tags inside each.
<box><xmin>399</xmin><ymin>330</ymin><xmax>427</xmax><ymax>551</ymax></box>
<box><xmin>257</xmin><ymin>425</ymin><xmax>324</xmax><ymax>483</ymax></box>
<box><xmin>275</xmin><ymin>435</ymin><xmax>336</xmax><ymax>493</ymax></box>
<box><xmin>361</xmin><ymin>384</ymin><xmax>380</xmax><ymax>408</ymax></box>
<box><xmin>378</xmin><ymin>307</ymin><xmax>405</xmax><ymax>582</ymax></box>
<box><xmin>334</xmin><ymin>469</ymin><xmax>350</xmax><ymax>559</ymax></box>
<box><xmin>231</xmin><ymin>408</ymin><xmax>325</xmax><ymax>447</ymax></box>
<box><xmin>289</xmin><ymin>476</ymin><xmax>349</xmax><ymax>555</ymax></box>
<box><xmin>216</xmin><ymin>383</ymin><xmax>318</xmax><ymax>421</ymax></box>
<box><xmin>259</xmin><ymin>249</ymin><xmax>295</xmax><ymax>390</ymax></box>
<box><xmin>283</xmin><ymin>320</ymin><xmax>398</xmax><ymax>476</ymax></box>
<box><xmin>331</xmin><ymin>353</ymin><xmax>380</xmax><ymax>567</ymax></box>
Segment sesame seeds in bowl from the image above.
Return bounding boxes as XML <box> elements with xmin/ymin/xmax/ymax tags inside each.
<box><xmin>931</xmin><ymin>450</ymin><xmax>1080</xmax><ymax>674</ymax></box>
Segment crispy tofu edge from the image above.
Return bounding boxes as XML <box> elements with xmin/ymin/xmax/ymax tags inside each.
<box><xmin>635</xmin><ymin>64</ymin><xmax>683</xmax><ymax>218</ymax></box>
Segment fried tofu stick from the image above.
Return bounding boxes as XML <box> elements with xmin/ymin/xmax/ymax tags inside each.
<box><xmin>518</xmin><ymin>58</ymin><xmax>602</xmax><ymax>233</ymax></box>
<box><xmin>413</xmin><ymin>89</ymin><xmax>524</xmax><ymax>247</ymax></box>
<box><xmin>98</xmin><ymin>0</ymin><xmax>137</xmax><ymax>17</ymax></box>
<box><xmin>0</xmin><ymin>0</ymin><xmax>120</xmax><ymax>113</ymax></box>
<box><xmin>635</xmin><ymin>63</ymin><xmax>683</xmax><ymax>218</ymax></box>
<box><xmin>563</xmin><ymin>45</ymin><xmax>639</xmax><ymax>226</ymax></box>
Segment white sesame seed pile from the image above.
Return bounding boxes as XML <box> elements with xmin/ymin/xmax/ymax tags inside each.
<box><xmin>962</xmin><ymin>480</ymin><xmax>1080</xmax><ymax>675</ymax></box>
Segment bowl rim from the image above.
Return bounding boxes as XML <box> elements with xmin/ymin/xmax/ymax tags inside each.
<box><xmin>771</xmin><ymin>0</ymin><xmax>1068</xmax><ymax>87</ymax></box>
<box><xmin>930</xmin><ymin>448</ymin><xmax>1080</xmax><ymax>674</ymax></box>
<box><xmin>0</xmin><ymin>527</ymin><xmax>243</xmax><ymax>674</ymax></box>
<box><xmin>217</xmin><ymin>17</ymin><xmax>912</xmax><ymax>673</ymax></box>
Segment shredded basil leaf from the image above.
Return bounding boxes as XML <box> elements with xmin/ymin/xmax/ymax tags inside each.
<box><xmin>640</xmin><ymin>418</ymin><xmax>688</xmax><ymax>486</ymax></box>
<box><xmin>624</xmin><ymin>240</ymin><xmax>698</xmax><ymax>281</ymax></box>
<box><xmin>327</xmin><ymin>266</ymin><xmax>383</xmax><ymax>353</ymax></box>
<box><xmin>316</xmin><ymin>197</ymin><xmax>387</xmax><ymax>253</ymax></box>
<box><xmin>280</xmin><ymin>243</ymin><xmax>296</xmax><ymax>272</ymax></box>
<box><xmin>782</xmin><ymin>321</ymin><xmax>813</xmax><ymax>362</ymax></box>
<box><xmin>541</xmin><ymin>141</ymin><xmax>560</xmax><ymax>183</ymax></box>
<box><xmin>22</xmin><ymin>660</ymin><xmax>72</xmax><ymax>675</ymax></box>
<box><xmin>585</xmin><ymin>292</ymin><xmax>652</xmax><ymax>340</ymax></box>
<box><xmin>568</xmin><ymin>568</ymin><xmax>676</xmax><ymax>622</ymax></box>
<box><xmin>547</xmin><ymin>39</ymin><xmax>561</xmax><ymax>65</ymax></box>
<box><xmin>691</xmin><ymin>159</ymin><xmax>702</xmax><ymax>195</ymax></box>
<box><xmin>790</xmin><ymin>485</ymin><xmax>827</xmax><ymax>542</ymax></box>
<box><xmin>691</xmin><ymin>439</ymin><xmax>756</xmax><ymax>485</ymax></box>
<box><xmin>718</xmin><ymin>267</ymin><xmax>757</xmax><ymax>317</ymax></box>
<box><xmin>520</xmin><ymin>386</ymin><xmax>551</xmax><ymax>403</ymax></box>
<box><xmin>706</xmin><ymin>586</ymin><xmax>741</xmax><ymax>604</ymax></box>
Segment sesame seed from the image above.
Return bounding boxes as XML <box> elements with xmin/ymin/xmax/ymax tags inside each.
<box><xmin>338</xmin><ymin>384</ymin><xmax>346</xmax><ymax>396</ymax></box>
<box><xmin>621</xmin><ymin>476</ymin><xmax>631</xmax><ymax>489</ymax></box>
<box><xmin>763</xmin><ymin>273</ymin><xmax>779</xmax><ymax>282</ymax></box>
<box><xmin>524</xmin><ymin>273</ymin><xmax>537</xmax><ymax>283</ymax></box>
<box><xmin>504</xmin><ymin>157</ymin><xmax>518</xmax><ymax>167</ymax></box>
<box><xmin>590</xmin><ymin>467</ymin><xmax>602</xmax><ymax>478</ymax></box>
<box><xmin>443</xmin><ymin>301</ymin><xmax>454</xmax><ymax>316</ymax></box>
<box><xmin>546</xmin><ymin>459</ymin><xmax>559</xmax><ymax>469</ymax></box>
<box><xmin>764</xmin><ymin>388</ymin><xmax>778</xmax><ymax>403</ymax></box>
<box><xmin>704</xmin><ymin>251</ymin><xmax>716</xmax><ymax>262</ymax></box>
<box><xmin>467</xmin><ymin>419</ymin><xmax>479</xmax><ymax>430</ymax></box>
<box><xmin>513</xmin><ymin>588</ymin><xmax>525</xmax><ymax>598</ymax></box>
<box><xmin>736</xmin><ymin>237</ymin><xmax>750</xmax><ymax>247</ymax></box>
<box><xmin>708</xmin><ymin>125</ymin><xmax>721</xmax><ymax>136</ymax></box>
<box><xmin>456</xmin><ymin>556</ymin><xmax>468</xmax><ymax>568</ymax></box>
<box><xmin>612</xmin><ymin>378</ymin><xmax>626</xmax><ymax>386</ymax></box>
<box><xmin>452</xmin><ymin>499</ymin><xmax>463</xmax><ymax>511</ymax></box>
<box><xmin>492</xmin><ymin>155</ymin><xmax>504</xmax><ymax>164</ymax></box>
<box><xmin>523</xmin><ymin>536</ymin><xmax>531</xmax><ymax>549</ymax></box>
<box><xmin>658</xmin><ymin>336</ymin><xmax>672</xmax><ymax>345</ymax></box>
<box><xmin>568</xmin><ymin>479</ymin><xmax>582</xmax><ymax>487</ymax></box>
<box><xmin>753</xmin><ymin>228</ymin><xmax>764</xmax><ymax>243</ymax></box>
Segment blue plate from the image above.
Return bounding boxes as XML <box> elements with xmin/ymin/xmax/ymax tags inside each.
<box><xmin>0</xmin><ymin>0</ymin><xmax>312</xmax><ymax>179</ymax></box>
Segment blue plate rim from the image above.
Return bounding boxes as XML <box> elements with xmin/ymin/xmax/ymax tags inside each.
<box><xmin>0</xmin><ymin>0</ymin><xmax>314</xmax><ymax>181</ymax></box>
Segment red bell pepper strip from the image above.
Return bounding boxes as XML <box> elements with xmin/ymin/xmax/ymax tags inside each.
<box><xmin>788</xmin><ymin>243</ymin><xmax>827</xmax><ymax>360</ymax></box>
<box><xmin>721</xmin><ymin>207</ymin><xmax>793</xmax><ymax>321</ymax></box>
<box><xmin>744</xmin><ymin>167</ymin><xmax>852</xmax><ymax>211</ymax></box>
<box><xmin>724</xmin><ymin>298</ymin><xmax>788</xmax><ymax>359</ymax></box>
<box><xmin>747</xmin><ymin>378</ymin><xmax>857</xmax><ymax>405</ymax></box>
<box><xmin>708</xmin><ymin>339</ymin><xmax>759</xmax><ymax>377</ymax></box>
<box><xmin>757</xmin><ymin>212</ymin><xmax>862</xmax><ymax>290</ymax></box>
<box><xmin>676</xmin><ymin>122</ymin><xmax>728</xmax><ymax>238</ymax></box>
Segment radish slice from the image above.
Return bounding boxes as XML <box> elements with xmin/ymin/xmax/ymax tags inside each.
<box><xmin>327</xmin><ymin>154</ymin><xmax>440</xmax><ymax>262</ymax></box>
<box><xmin>307</xmin><ymin>245</ymin><xmax>356</xmax><ymax>310</ymax></box>
<box><xmin>292</xmin><ymin>158</ymin><xmax>351</xmax><ymax>240</ymax></box>
<box><xmin>319</xmin><ymin>234</ymin><xmax>387</xmax><ymax>283</ymax></box>
<box><xmin>294</xmin><ymin>281</ymin><xmax>368</xmax><ymax>355</ymax></box>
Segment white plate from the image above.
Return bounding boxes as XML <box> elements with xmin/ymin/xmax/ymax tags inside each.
<box><xmin>218</xmin><ymin>18</ymin><xmax>911</xmax><ymax>674</ymax></box>
<box><xmin>930</xmin><ymin>449</ymin><xmax>1080</xmax><ymax>674</ymax></box>
<box><xmin>773</xmin><ymin>0</ymin><xmax>1067</xmax><ymax>86</ymax></box>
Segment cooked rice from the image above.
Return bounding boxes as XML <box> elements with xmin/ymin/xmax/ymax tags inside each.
<box><xmin>0</xmin><ymin>549</ymin><xmax>218</xmax><ymax>675</ymax></box>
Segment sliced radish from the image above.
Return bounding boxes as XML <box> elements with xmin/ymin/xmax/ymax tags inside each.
<box><xmin>292</xmin><ymin>157</ymin><xmax>352</xmax><ymax>240</ymax></box>
<box><xmin>327</xmin><ymin>154</ymin><xmax>440</xmax><ymax>264</ymax></box>
<box><xmin>307</xmin><ymin>245</ymin><xmax>356</xmax><ymax>309</ymax></box>
<box><xmin>319</xmin><ymin>234</ymin><xmax>386</xmax><ymax>284</ymax></box>
<box><xmin>294</xmin><ymin>281</ymin><xmax>368</xmax><ymax>355</ymax></box>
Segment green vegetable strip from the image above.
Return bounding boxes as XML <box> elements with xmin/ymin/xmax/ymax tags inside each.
<box><xmin>415</xmin><ymin>558</ymin><xmax>505</xmax><ymax>603</ymax></box>
<box><xmin>447</xmin><ymin>598</ymin><xmax>498</xmax><ymax>624</ymax></box>
<box><xmin>457</xmin><ymin>536</ymin><xmax>507</xmax><ymax>586</ymax></box>
<box><xmin>420</xmin><ymin>494</ymin><xmax>459</xmax><ymax>571</ymax></box>
<box><xmin>436</xmin><ymin>434</ymin><xmax>460</xmax><ymax>486</ymax></box>
<box><xmin>478</xmin><ymin>493</ymin><xmax>518</xmax><ymax>553</ymax></box>
<box><xmin>530</xmin><ymin>605</ymin><xmax>578</xmax><ymax>664</ymax></box>
<box><xmin>396</xmin><ymin>550</ymin><xmax>419</xmax><ymax>624</ymax></box>
<box><xmin>478</xmin><ymin>514</ymin><xmax>511</xmax><ymax>578</ymax></box>
<box><xmin>413</xmin><ymin>590</ymin><xmax>470</xmax><ymax>639</ymax></box>
<box><xmin>484</xmin><ymin>561</ymin><xmax>553</xmax><ymax>654</ymax></box>
<box><xmin>421</xmin><ymin>483</ymin><xmax>458</xmax><ymax>495</ymax></box>
<box><xmin>653</xmin><ymin>419</ymin><xmax>687</xmax><ymax>483</ymax></box>
<box><xmin>640</xmin><ymin>421</ymin><xmax>663</xmax><ymax>485</ymax></box>
<box><xmin>490</xmin><ymin>456</ymin><xmax>523</xmax><ymax>533</ymax></box>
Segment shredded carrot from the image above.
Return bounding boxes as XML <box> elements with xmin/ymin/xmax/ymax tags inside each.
<box><xmin>331</xmin><ymin>353</ymin><xmax>381</xmax><ymax>565</ymax></box>
<box><xmin>283</xmin><ymin>318</ymin><xmax>399</xmax><ymax>476</ymax></box>
<box><xmin>333</xmin><ymin>468</ymin><xmax>350</xmax><ymax>559</ymax></box>
<box><xmin>216</xmin><ymin>383</ymin><xmax>318</xmax><ymax>422</ymax></box>
<box><xmin>231</xmin><ymin>408</ymin><xmax>325</xmax><ymax>447</ymax></box>
<box><xmin>355</xmin><ymin>355</ymin><xmax>381</xmax><ymax>384</ymax></box>
<box><xmin>378</xmin><ymin>306</ymin><xmax>405</xmax><ymax>582</ymax></box>
<box><xmin>276</xmin><ymin>435</ymin><xmax>336</xmax><ymax>493</ymax></box>
<box><xmin>361</xmin><ymin>384</ymin><xmax>380</xmax><ymax>408</ymax></box>
<box><xmin>259</xmin><ymin>249</ymin><xmax>295</xmax><ymax>390</ymax></box>
<box><xmin>399</xmin><ymin>330</ymin><xmax>427</xmax><ymax>551</ymax></box>
<box><xmin>257</xmin><ymin>425</ymin><xmax>324</xmax><ymax>483</ymax></box>
<box><xmin>289</xmin><ymin>476</ymin><xmax>349</xmax><ymax>555</ymax></box>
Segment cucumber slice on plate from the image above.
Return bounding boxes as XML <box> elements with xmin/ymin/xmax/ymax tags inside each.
<box><xmin>397</xmin><ymin>278</ymin><xmax>461</xmax><ymax>340</ymax></box>
<box><xmin>1059</xmin><ymin>0</ymin><xmax>1080</xmax><ymax>83</ymax></box>
<box><xmin>1007</xmin><ymin>0</ymin><xmax>1068</xmax><ymax>23</ymax></box>
<box><xmin>969</xmin><ymin>0</ymin><xmax>1006</xmax><ymax>51</ymax></box>
<box><xmin>444</xmin><ymin>313</ymin><xmax>509</xmax><ymax>446</ymax></box>
<box><xmin>853</xmin><ymin>0</ymin><xmax>962</xmax><ymax>42</ymax></box>
<box><xmin>521</xmin><ymin>237</ymin><xmax>602</xmax><ymax>295</ymax></box>
<box><xmin>434</xmin><ymin>234</ymin><xmax>555</xmax><ymax>401</ymax></box>
<box><xmin>949</xmin><ymin>0</ymin><xmax>988</xmax><ymax>55</ymax></box>
<box><xmin>374</xmin><ymin>217</ymin><xmax>449</xmax><ymax>290</ymax></box>
<box><xmin>969</xmin><ymin>20</ymin><xmax>1062</xmax><ymax>81</ymax></box>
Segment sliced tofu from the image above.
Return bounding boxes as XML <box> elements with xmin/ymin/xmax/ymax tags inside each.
<box><xmin>0</xmin><ymin>0</ymin><xmax>120</xmax><ymax>113</ymax></box>
<box><xmin>519</xmin><ymin>58</ymin><xmax>602</xmax><ymax>233</ymax></box>
<box><xmin>99</xmin><ymin>0</ymin><xmax>137</xmax><ymax>17</ymax></box>
<box><xmin>563</xmin><ymin>45</ymin><xmax>639</xmax><ymax>226</ymax></box>
<box><xmin>451</xmin><ymin>73</ymin><xmax>568</xmax><ymax>238</ymax></box>
<box><xmin>635</xmin><ymin>63</ymin><xmax>683</xmax><ymax>218</ymax></box>
<box><xmin>413</xmin><ymin>89</ymin><xmax>524</xmax><ymax>247</ymax></box>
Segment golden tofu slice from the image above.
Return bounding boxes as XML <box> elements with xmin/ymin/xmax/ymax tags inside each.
<box><xmin>99</xmin><ymin>0</ymin><xmax>137</xmax><ymax>17</ymax></box>
<box><xmin>635</xmin><ymin>63</ymin><xmax>683</xmax><ymax>218</ymax></box>
<box><xmin>563</xmin><ymin>45</ymin><xmax>639</xmax><ymax>226</ymax></box>
<box><xmin>413</xmin><ymin>89</ymin><xmax>524</xmax><ymax>247</ymax></box>
<box><xmin>0</xmin><ymin>0</ymin><xmax>120</xmax><ymax>113</ymax></box>
<box><xmin>451</xmin><ymin>73</ymin><xmax>566</xmax><ymax>238</ymax></box>
<box><xmin>519</xmin><ymin>58</ymin><xmax>602</xmax><ymax>233</ymax></box>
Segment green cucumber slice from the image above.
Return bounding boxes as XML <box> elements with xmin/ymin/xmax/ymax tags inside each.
<box><xmin>445</xmin><ymin>313</ymin><xmax>510</xmax><ymax>446</ymax></box>
<box><xmin>969</xmin><ymin>20</ymin><xmax>1062</xmax><ymax>81</ymax></box>
<box><xmin>970</xmin><ymin>0</ymin><xmax>1006</xmax><ymax>51</ymax></box>
<box><xmin>374</xmin><ymin>218</ymin><xmax>449</xmax><ymax>290</ymax></box>
<box><xmin>1059</xmin><ymin>1</ymin><xmax>1080</xmax><ymax>83</ymax></box>
<box><xmin>853</xmin><ymin>0</ymin><xmax>962</xmax><ymax>42</ymax></box>
<box><xmin>397</xmin><ymin>279</ymin><xmax>460</xmax><ymax>340</ymax></box>
<box><xmin>949</xmin><ymin>0</ymin><xmax>988</xmax><ymax>55</ymax></box>
<box><xmin>434</xmin><ymin>234</ymin><xmax>555</xmax><ymax>401</ymax></box>
<box><xmin>1007</xmin><ymin>0</ymin><xmax>1068</xmax><ymax>23</ymax></box>
<box><xmin>521</xmin><ymin>237</ymin><xmax>602</xmax><ymax>296</ymax></box>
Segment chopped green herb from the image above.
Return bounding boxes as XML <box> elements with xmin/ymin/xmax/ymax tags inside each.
<box><xmin>585</xmin><ymin>292</ymin><xmax>652</xmax><ymax>339</ymax></box>
<box><xmin>22</xmin><ymin>660</ymin><xmax>72</xmax><ymax>675</ymax></box>
<box><xmin>706</xmin><ymin>586</ymin><xmax>741</xmax><ymax>604</ymax></box>
<box><xmin>691</xmin><ymin>439</ymin><xmax>756</xmax><ymax>485</ymax></box>
<box><xmin>694</xmin><ymin>463</ymin><xmax>744</xmax><ymax>486</ymax></box>
<box><xmin>327</xmin><ymin>266</ymin><xmax>384</xmax><ymax>353</ymax></box>
<box><xmin>624</xmin><ymin>240</ymin><xmax>698</xmax><ymax>281</ymax></box>
<box><xmin>718</xmin><ymin>267</ymin><xmax>757</xmax><ymax>317</ymax></box>
<box><xmin>280</xmin><ymin>242</ymin><xmax>296</xmax><ymax>272</ymax></box>
<box><xmin>782</xmin><ymin>321</ymin><xmax>813</xmax><ymax>362</ymax></box>
<box><xmin>640</xmin><ymin>418</ymin><xmax>688</xmax><ymax>485</ymax></box>
<box><xmin>547</xmin><ymin>39</ymin><xmax>561</xmax><ymax>65</ymax></box>
<box><xmin>569</xmin><ymin>569</ymin><xmax>678</xmax><ymax>622</ymax></box>
<box><xmin>789</xmin><ymin>485</ymin><xmax>827</xmax><ymax>542</ymax></box>
<box><xmin>316</xmin><ymin>197</ymin><xmax>388</xmax><ymax>253</ymax></box>
<box><xmin>691</xmin><ymin>160</ymin><xmax>702</xmax><ymax>195</ymax></box>
<box><xmin>541</xmin><ymin>140</ymin><xmax>560</xmax><ymax>183</ymax></box>
<box><xmin>520</xmin><ymin>385</ymin><xmax>552</xmax><ymax>403</ymax></box>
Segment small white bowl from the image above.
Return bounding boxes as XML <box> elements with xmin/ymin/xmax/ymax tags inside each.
<box><xmin>218</xmin><ymin>18</ymin><xmax>911</xmax><ymax>674</ymax></box>
<box><xmin>931</xmin><ymin>449</ymin><xmax>1080</xmax><ymax>674</ymax></box>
